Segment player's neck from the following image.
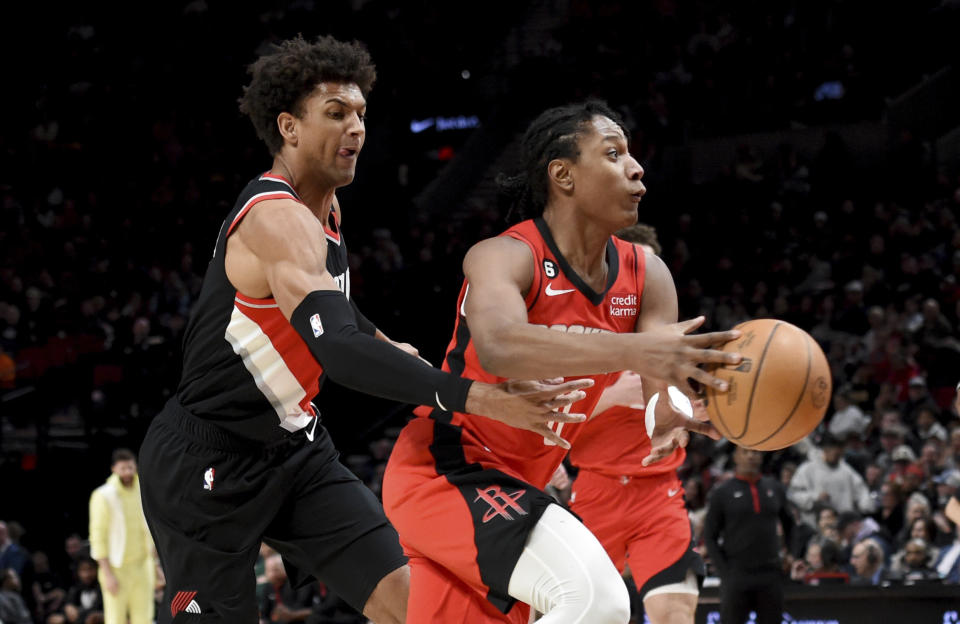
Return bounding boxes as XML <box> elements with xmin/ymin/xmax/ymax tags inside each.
<box><xmin>542</xmin><ymin>208</ymin><xmax>610</xmax><ymax>287</ymax></box>
<box><xmin>270</xmin><ymin>157</ymin><xmax>336</xmax><ymax>224</ymax></box>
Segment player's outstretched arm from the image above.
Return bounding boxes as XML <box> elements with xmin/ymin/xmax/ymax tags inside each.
<box><xmin>462</xmin><ymin>237</ymin><xmax>742</xmax><ymax>390</ymax></box>
<box><xmin>236</xmin><ymin>200</ymin><xmax>588</xmax><ymax>446</ymax></box>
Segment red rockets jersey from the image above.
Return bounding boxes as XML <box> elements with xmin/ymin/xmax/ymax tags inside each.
<box><xmin>571</xmin><ymin>403</ymin><xmax>685</xmax><ymax>477</ymax></box>
<box><xmin>414</xmin><ymin>217</ymin><xmax>646</xmax><ymax>489</ymax></box>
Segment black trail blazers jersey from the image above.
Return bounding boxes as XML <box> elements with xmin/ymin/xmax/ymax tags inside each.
<box><xmin>177</xmin><ymin>173</ymin><xmax>350</xmax><ymax>441</ymax></box>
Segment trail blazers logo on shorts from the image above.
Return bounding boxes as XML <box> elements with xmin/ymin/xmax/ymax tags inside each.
<box><xmin>171</xmin><ymin>591</ymin><xmax>201</xmax><ymax>617</ymax></box>
<box><xmin>474</xmin><ymin>486</ymin><xmax>528</xmax><ymax>522</ymax></box>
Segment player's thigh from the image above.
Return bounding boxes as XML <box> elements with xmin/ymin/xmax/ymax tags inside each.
<box><xmin>140</xmin><ymin>420</ymin><xmax>264</xmax><ymax>622</ymax></box>
<box><xmin>642</xmin><ymin>591</ymin><xmax>698</xmax><ymax>624</ymax></box>
<box><xmin>625</xmin><ymin>503</ymin><xmax>696</xmax><ymax>593</ymax></box>
<box><xmin>569</xmin><ymin>471</ymin><xmax>631</xmax><ymax>572</ymax></box>
<box><xmin>264</xmin><ymin>458</ymin><xmax>407</xmax><ymax>619</ymax></box>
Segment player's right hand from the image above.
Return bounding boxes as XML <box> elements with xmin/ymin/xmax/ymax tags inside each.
<box><xmin>103</xmin><ymin>570</ymin><xmax>120</xmax><ymax>595</ymax></box>
<box><xmin>632</xmin><ymin>316</ymin><xmax>742</xmax><ymax>398</ymax></box>
<box><xmin>465</xmin><ymin>378</ymin><xmax>594</xmax><ymax>449</ymax></box>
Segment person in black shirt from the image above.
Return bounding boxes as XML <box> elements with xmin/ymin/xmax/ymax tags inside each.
<box><xmin>704</xmin><ymin>446</ymin><xmax>794</xmax><ymax>624</ymax></box>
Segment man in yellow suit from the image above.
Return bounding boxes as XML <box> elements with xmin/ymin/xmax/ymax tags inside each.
<box><xmin>89</xmin><ymin>448</ymin><xmax>158</xmax><ymax>624</ymax></box>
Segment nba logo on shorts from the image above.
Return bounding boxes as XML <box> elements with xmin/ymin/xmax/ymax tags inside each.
<box><xmin>309</xmin><ymin>314</ymin><xmax>324</xmax><ymax>337</ymax></box>
<box><xmin>203</xmin><ymin>467</ymin><xmax>215</xmax><ymax>491</ymax></box>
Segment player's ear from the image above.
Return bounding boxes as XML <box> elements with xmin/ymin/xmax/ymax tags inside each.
<box><xmin>547</xmin><ymin>159</ymin><xmax>574</xmax><ymax>193</ymax></box>
<box><xmin>277</xmin><ymin>112</ymin><xmax>299</xmax><ymax>147</ymax></box>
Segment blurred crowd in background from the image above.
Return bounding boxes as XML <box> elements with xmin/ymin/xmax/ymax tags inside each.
<box><xmin>2</xmin><ymin>0</ymin><xmax>960</xmax><ymax>622</ymax></box>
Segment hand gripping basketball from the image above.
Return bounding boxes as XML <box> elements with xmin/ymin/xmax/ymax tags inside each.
<box><xmin>632</xmin><ymin>317</ymin><xmax>743</xmax><ymax>400</ymax></box>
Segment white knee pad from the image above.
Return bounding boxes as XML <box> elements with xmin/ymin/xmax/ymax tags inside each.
<box><xmin>507</xmin><ymin>504</ymin><xmax>630</xmax><ymax>624</ymax></box>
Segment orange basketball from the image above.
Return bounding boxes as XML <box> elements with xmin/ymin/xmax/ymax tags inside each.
<box><xmin>704</xmin><ymin>318</ymin><xmax>831</xmax><ymax>450</ymax></box>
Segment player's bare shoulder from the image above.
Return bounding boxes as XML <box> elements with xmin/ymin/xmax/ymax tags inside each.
<box><xmin>463</xmin><ymin>235</ymin><xmax>536</xmax><ymax>293</ymax></box>
<box><xmin>226</xmin><ymin>197</ymin><xmax>326</xmax><ymax>297</ymax></box>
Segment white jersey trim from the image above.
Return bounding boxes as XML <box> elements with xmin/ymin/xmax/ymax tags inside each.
<box><xmin>225</xmin><ymin>305</ymin><xmax>313</xmax><ymax>432</ymax></box>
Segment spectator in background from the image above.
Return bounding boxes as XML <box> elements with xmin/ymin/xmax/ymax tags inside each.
<box><xmin>848</xmin><ymin>538</ymin><xmax>886</xmax><ymax>585</ymax></box>
<box><xmin>88</xmin><ymin>449</ymin><xmax>157</xmax><ymax>624</ymax></box>
<box><xmin>790</xmin><ymin>538</ymin><xmax>849</xmax><ymax>585</ymax></box>
<box><xmin>259</xmin><ymin>554</ymin><xmax>315</xmax><ymax>624</ymax></box>
<box><xmin>32</xmin><ymin>551</ymin><xmax>67</xmax><ymax>622</ymax></box>
<box><xmin>827</xmin><ymin>386</ymin><xmax>871</xmax><ymax>440</ymax></box>
<box><xmin>914</xmin><ymin>404</ymin><xmax>949</xmax><ymax>446</ymax></box>
<box><xmin>0</xmin><ymin>522</ymin><xmax>29</xmax><ymax>578</ymax></box>
<box><xmin>704</xmin><ymin>447</ymin><xmax>792</xmax><ymax>624</ymax></box>
<box><xmin>837</xmin><ymin>511</ymin><xmax>891</xmax><ymax>560</ymax></box>
<box><xmin>895</xmin><ymin>493</ymin><xmax>934</xmax><ymax>549</ymax></box>
<box><xmin>934</xmin><ymin>521</ymin><xmax>960</xmax><ymax>583</ymax></box>
<box><xmin>886</xmin><ymin>538</ymin><xmax>942</xmax><ymax>583</ymax></box>
<box><xmin>48</xmin><ymin>558</ymin><xmax>103</xmax><ymax>624</ymax></box>
<box><xmin>788</xmin><ymin>433</ymin><xmax>876</xmax><ymax>527</ymax></box>
<box><xmin>0</xmin><ymin>568</ymin><xmax>32</xmax><ymax>624</ymax></box>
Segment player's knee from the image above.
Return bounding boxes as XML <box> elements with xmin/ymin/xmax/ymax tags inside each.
<box><xmin>590</xmin><ymin>574</ymin><xmax>630</xmax><ymax>624</ymax></box>
<box><xmin>362</xmin><ymin>565</ymin><xmax>409</xmax><ymax>624</ymax></box>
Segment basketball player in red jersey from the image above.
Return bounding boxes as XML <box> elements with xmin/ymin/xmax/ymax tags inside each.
<box><xmin>382</xmin><ymin>100</ymin><xmax>742</xmax><ymax>623</ymax></box>
<box><xmin>568</xmin><ymin>225</ymin><xmax>705</xmax><ymax>624</ymax></box>
<box><xmin>138</xmin><ymin>36</ymin><xmax>591</xmax><ymax>624</ymax></box>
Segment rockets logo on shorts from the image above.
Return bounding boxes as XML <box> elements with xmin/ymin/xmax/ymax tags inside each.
<box><xmin>309</xmin><ymin>314</ymin><xmax>324</xmax><ymax>337</ymax></box>
<box><xmin>474</xmin><ymin>486</ymin><xmax>528</xmax><ymax>522</ymax></box>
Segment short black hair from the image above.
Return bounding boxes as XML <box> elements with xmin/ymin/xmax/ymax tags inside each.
<box><xmin>498</xmin><ymin>100</ymin><xmax>628</xmax><ymax>221</ymax></box>
<box><xmin>239</xmin><ymin>35</ymin><xmax>377</xmax><ymax>155</ymax></box>
<box><xmin>111</xmin><ymin>448</ymin><xmax>136</xmax><ymax>466</ymax></box>
<box><xmin>615</xmin><ymin>223</ymin><xmax>661</xmax><ymax>255</ymax></box>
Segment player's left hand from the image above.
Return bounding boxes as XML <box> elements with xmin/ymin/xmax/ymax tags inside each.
<box><xmin>642</xmin><ymin>386</ymin><xmax>721</xmax><ymax>466</ymax></box>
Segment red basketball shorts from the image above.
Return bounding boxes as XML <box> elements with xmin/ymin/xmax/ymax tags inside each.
<box><xmin>383</xmin><ymin>417</ymin><xmax>555</xmax><ymax>623</ymax></box>
<box><xmin>569</xmin><ymin>468</ymin><xmax>696</xmax><ymax>594</ymax></box>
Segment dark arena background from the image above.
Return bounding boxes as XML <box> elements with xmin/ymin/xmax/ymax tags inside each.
<box><xmin>2</xmin><ymin>1</ymin><xmax>960</xmax><ymax>623</ymax></box>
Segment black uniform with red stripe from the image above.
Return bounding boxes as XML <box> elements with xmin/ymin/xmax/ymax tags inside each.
<box><xmin>139</xmin><ymin>173</ymin><xmax>405</xmax><ymax>624</ymax></box>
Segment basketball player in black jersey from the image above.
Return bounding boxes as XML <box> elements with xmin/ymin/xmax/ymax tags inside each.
<box><xmin>137</xmin><ymin>36</ymin><xmax>593</xmax><ymax>624</ymax></box>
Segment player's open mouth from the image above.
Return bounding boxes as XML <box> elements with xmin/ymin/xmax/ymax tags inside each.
<box><xmin>631</xmin><ymin>192</ymin><xmax>644</xmax><ymax>202</ymax></box>
<box><xmin>338</xmin><ymin>147</ymin><xmax>359</xmax><ymax>158</ymax></box>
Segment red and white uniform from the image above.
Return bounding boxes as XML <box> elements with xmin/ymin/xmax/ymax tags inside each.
<box><xmin>383</xmin><ymin>217</ymin><xmax>645</xmax><ymax>622</ymax></box>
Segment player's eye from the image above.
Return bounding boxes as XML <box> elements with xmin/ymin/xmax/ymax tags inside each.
<box><xmin>608</xmin><ymin>149</ymin><xmax>619</xmax><ymax>159</ymax></box>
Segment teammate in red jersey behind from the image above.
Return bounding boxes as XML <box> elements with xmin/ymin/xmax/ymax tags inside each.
<box><xmin>569</xmin><ymin>224</ymin><xmax>706</xmax><ymax>624</ymax></box>
<box><xmin>382</xmin><ymin>100</ymin><xmax>741</xmax><ymax>623</ymax></box>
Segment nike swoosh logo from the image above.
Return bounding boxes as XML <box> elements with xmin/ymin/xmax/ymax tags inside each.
<box><xmin>410</xmin><ymin>118</ymin><xmax>435</xmax><ymax>133</ymax></box>
<box><xmin>545</xmin><ymin>282</ymin><xmax>576</xmax><ymax>296</ymax></box>
<box><xmin>667</xmin><ymin>487</ymin><xmax>681</xmax><ymax>497</ymax></box>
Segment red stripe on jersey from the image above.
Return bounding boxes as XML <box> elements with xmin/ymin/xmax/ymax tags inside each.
<box><xmin>232</xmin><ymin>298</ymin><xmax>322</xmax><ymax>415</ymax></box>
<box><xmin>260</xmin><ymin>172</ymin><xmax>295</xmax><ymax>186</ymax></box>
<box><xmin>234</xmin><ymin>292</ymin><xmax>277</xmax><ymax>307</ymax></box>
<box><xmin>226</xmin><ymin>192</ymin><xmax>300</xmax><ymax>237</ymax></box>
<box><xmin>323</xmin><ymin>206</ymin><xmax>341</xmax><ymax>245</ymax></box>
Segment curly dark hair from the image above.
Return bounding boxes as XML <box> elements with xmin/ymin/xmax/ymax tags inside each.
<box><xmin>239</xmin><ymin>35</ymin><xmax>377</xmax><ymax>155</ymax></box>
<box><xmin>497</xmin><ymin>100</ymin><xmax>628</xmax><ymax>221</ymax></box>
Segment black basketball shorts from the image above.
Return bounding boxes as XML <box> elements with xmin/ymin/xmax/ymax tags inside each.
<box><xmin>139</xmin><ymin>399</ymin><xmax>407</xmax><ymax>623</ymax></box>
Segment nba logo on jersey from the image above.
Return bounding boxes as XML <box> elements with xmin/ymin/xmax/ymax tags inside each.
<box><xmin>203</xmin><ymin>468</ymin><xmax>215</xmax><ymax>491</ymax></box>
<box><xmin>309</xmin><ymin>314</ymin><xmax>324</xmax><ymax>337</ymax></box>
